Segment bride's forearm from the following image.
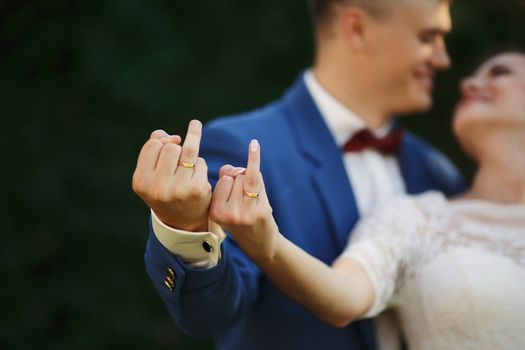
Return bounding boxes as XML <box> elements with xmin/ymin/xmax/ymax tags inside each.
<box><xmin>209</xmin><ymin>141</ymin><xmax>374</xmax><ymax>326</ymax></box>
<box><xmin>251</xmin><ymin>233</ymin><xmax>375</xmax><ymax>328</ymax></box>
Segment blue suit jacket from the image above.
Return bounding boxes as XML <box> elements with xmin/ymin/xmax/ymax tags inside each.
<box><xmin>145</xmin><ymin>76</ymin><xmax>465</xmax><ymax>350</ymax></box>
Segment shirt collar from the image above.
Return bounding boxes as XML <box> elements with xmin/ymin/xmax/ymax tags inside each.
<box><xmin>303</xmin><ymin>70</ymin><xmax>392</xmax><ymax>148</ymax></box>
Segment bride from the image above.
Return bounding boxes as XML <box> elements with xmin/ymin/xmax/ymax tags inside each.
<box><xmin>209</xmin><ymin>50</ymin><xmax>525</xmax><ymax>349</ymax></box>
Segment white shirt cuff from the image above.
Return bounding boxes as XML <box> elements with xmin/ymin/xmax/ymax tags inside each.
<box><xmin>151</xmin><ymin>210</ymin><xmax>227</xmax><ymax>269</ymax></box>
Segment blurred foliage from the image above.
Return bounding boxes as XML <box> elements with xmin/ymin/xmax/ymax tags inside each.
<box><xmin>1</xmin><ymin>0</ymin><xmax>524</xmax><ymax>349</ymax></box>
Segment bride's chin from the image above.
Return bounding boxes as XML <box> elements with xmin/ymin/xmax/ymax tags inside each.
<box><xmin>452</xmin><ymin>114</ymin><xmax>485</xmax><ymax>159</ymax></box>
<box><xmin>453</xmin><ymin>108</ymin><xmax>491</xmax><ymax>134</ymax></box>
<box><xmin>452</xmin><ymin>112</ymin><xmax>471</xmax><ymax>140</ymax></box>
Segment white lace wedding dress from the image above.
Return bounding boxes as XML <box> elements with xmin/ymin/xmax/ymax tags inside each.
<box><xmin>341</xmin><ymin>192</ymin><xmax>525</xmax><ymax>350</ymax></box>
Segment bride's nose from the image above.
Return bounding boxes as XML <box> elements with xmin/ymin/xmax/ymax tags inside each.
<box><xmin>460</xmin><ymin>76</ymin><xmax>483</xmax><ymax>97</ymax></box>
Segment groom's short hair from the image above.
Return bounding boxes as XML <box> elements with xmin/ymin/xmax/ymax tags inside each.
<box><xmin>309</xmin><ymin>0</ymin><xmax>395</xmax><ymax>24</ymax></box>
<box><xmin>308</xmin><ymin>0</ymin><xmax>449</xmax><ymax>28</ymax></box>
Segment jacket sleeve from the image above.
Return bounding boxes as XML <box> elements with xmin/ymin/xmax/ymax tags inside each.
<box><xmin>144</xmin><ymin>122</ymin><xmax>261</xmax><ymax>339</ymax></box>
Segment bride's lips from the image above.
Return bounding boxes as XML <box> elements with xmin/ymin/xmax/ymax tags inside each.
<box><xmin>457</xmin><ymin>95</ymin><xmax>490</xmax><ymax>110</ymax></box>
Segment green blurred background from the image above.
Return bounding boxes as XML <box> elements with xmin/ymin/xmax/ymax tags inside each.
<box><xmin>1</xmin><ymin>0</ymin><xmax>524</xmax><ymax>349</ymax></box>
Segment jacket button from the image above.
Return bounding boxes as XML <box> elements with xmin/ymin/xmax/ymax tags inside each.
<box><xmin>164</xmin><ymin>268</ymin><xmax>176</xmax><ymax>291</ymax></box>
<box><xmin>164</xmin><ymin>279</ymin><xmax>174</xmax><ymax>291</ymax></box>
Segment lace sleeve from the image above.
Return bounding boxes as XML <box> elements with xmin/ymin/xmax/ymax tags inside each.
<box><xmin>339</xmin><ymin>192</ymin><xmax>442</xmax><ymax>318</ymax></box>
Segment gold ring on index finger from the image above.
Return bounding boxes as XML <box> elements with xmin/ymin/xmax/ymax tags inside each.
<box><xmin>180</xmin><ymin>161</ymin><xmax>196</xmax><ymax>169</ymax></box>
<box><xmin>244</xmin><ymin>191</ymin><xmax>259</xmax><ymax>199</ymax></box>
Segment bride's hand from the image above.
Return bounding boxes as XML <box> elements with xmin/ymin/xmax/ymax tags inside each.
<box><xmin>210</xmin><ymin>139</ymin><xmax>280</xmax><ymax>262</ymax></box>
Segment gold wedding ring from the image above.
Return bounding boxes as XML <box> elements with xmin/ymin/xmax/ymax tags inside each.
<box><xmin>244</xmin><ymin>191</ymin><xmax>259</xmax><ymax>199</ymax></box>
<box><xmin>180</xmin><ymin>161</ymin><xmax>196</xmax><ymax>169</ymax></box>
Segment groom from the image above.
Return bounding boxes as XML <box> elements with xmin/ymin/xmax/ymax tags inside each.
<box><xmin>133</xmin><ymin>0</ymin><xmax>463</xmax><ymax>349</ymax></box>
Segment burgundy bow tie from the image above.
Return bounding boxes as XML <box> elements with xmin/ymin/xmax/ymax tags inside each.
<box><xmin>343</xmin><ymin>128</ymin><xmax>405</xmax><ymax>155</ymax></box>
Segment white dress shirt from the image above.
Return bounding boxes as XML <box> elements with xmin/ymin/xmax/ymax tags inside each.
<box><xmin>303</xmin><ymin>71</ymin><xmax>406</xmax><ymax>217</ymax></box>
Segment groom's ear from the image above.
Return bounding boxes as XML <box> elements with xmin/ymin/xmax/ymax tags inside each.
<box><xmin>340</xmin><ymin>8</ymin><xmax>369</xmax><ymax>51</ymax></box>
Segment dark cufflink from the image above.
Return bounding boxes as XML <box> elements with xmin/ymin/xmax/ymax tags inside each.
<box><xmin>202</xmin><ymin>240</ymin><xmax>213</xmax><ymax>253</ymax></box>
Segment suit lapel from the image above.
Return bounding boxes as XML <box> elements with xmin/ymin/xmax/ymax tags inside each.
<box><xmin>282</xmin><ymin>77</ymin><xmax>359</xmax><ymax>251</ymax></box>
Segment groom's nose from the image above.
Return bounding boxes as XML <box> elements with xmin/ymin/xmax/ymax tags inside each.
<box><xmin>430</xmin><ymin>38</ymin><xmax>451</xmax><ymax>71</ymax></box>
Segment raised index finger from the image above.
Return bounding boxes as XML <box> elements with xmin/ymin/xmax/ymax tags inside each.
<box><xmin>244</xmin><ymin>139</ymin><xmax>260</xmax><ymax>195</ymax></box>
<box><xmin>179</xmin><ymin>119</ymin><xmax>202</xmax><ymax>167</ymax></box>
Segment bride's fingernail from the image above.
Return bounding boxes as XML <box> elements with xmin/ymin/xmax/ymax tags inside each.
<box><xmin>250</xmin><ymin>139</ymin><xmax>259</xmax><ymax>152</ymax></box>
<box><xmin>190</xmin><ymin>119</ymin><xmax>201</xmax><ymax>128</ymax></box>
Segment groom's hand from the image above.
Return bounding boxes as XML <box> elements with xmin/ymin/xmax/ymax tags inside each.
<box><xmin>132</xmin><ymin>120</ymin><xmax>211</xmax><ymax>232</ymax></box>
